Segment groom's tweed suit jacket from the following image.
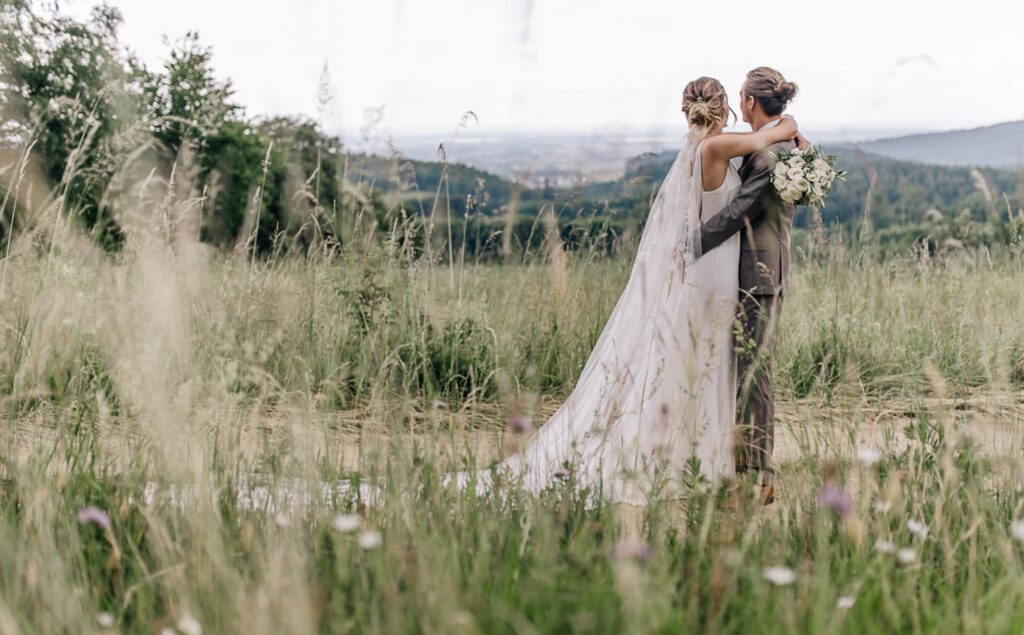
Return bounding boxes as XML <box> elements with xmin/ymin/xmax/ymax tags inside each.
<box><xmin>693</xmin><ymin>139</ymin><xmax>797</xmax><ymax>297</ymax></box>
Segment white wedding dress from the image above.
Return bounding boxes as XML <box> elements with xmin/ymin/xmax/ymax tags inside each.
<box><xmin>446</xmin><ymin>137</ymin><xmax>743</xmax><ymax>508</ymax></box>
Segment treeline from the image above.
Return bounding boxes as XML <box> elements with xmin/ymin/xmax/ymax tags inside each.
<box><xmin>0</xmin><ymin>3</ymin><xmax>356</xmax><ymax>253</ymax></box>
<box><xmin>2</xmin><ymin>3</ymin><xmax>1021</xmax><ymax>261</ymax></box>
<box><xmin>358</xmin><ymin>142</ymin><xmax>1024</xmax><ymax>258</ymax></box>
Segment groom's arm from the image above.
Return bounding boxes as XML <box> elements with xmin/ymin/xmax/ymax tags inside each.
<box><xmin>689</xmin><ymin>152</ymin><xmax>774</xmax><ymax>259</ymax></box>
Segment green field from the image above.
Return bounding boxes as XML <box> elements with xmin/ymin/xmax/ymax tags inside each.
<box><xmin>4</xmin><ymin>5</ymin><xmax>1024</xmax><ymax>632</ymax></box>
<box><xmin>2</xmin><ymin>225</ymin><xmax>1024</xmax><ymax>633</ymax></box>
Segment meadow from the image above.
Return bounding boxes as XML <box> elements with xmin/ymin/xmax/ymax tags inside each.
<box><xmin>4</xmin><ymin>4</ymin><xmax>1024</xmax><ymax>632</ymax></box>
<box><xmin>2</xmin><ymin>185</ymin><xmax>1024</xmax><ymax>633</ymax></box>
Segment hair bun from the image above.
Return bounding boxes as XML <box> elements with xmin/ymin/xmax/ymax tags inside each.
<box><xmin>685</xmin><ymin>100</ymin><xmax>714</xmax><ymax>127</ymax></box>
<box><xmin>775</xmin><ymin>80</ymin><xmax>798</xmax><ymax>102</ymax></box>
<box><xmin>682</xmin><ymin>76</ymin><xmax>730</xmax><ymax>134</ymax></box>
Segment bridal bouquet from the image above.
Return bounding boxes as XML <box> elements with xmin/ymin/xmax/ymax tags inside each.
<box><xmin>771</xmin><ymin>146</ymin><xmax>846</xmax><ymax>207</ymax></box>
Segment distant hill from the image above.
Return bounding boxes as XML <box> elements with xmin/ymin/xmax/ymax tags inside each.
<box><xmin>853</xmin><ymin>121</ymin><xmax>1024</xmax><ymax>169</ymax></box>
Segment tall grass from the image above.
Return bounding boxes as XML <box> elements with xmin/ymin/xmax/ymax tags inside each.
<box><xmin>2</xmin><ymin>122</ymin><xmax>1024</xmax><ymax>633</ymax></box>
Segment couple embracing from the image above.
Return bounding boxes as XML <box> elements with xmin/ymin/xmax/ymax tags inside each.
<box><xmin>448</xmin><ymin>66</ymin><xmax>808</xmax><ymax>508</ymax></box>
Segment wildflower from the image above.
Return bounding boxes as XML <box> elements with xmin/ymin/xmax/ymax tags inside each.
<box><xmin>358</xmin><ymin>529</ymin><xmax>383</xmax><ymax>549</ymax></box>
<box><xmin>874</xmin><ymin>539</ymin><xmax>895</xmax><ymax>554</ymax></box>
<box><xmin>96</xmin><ymin>612</ymin><xmax>114</xmax><ymax>628</ymax></box>
<box><xmin>762</xmin><ymin>566</ymin><xmax>796</xmax><ymax>586</ymax></box>
<box><xmin>897</xmin><ymin>548</ymin><xmax>917</xmax><ymax>564</ymax></box>
<box><xmin>177</xmin><ymin>614</ymin><xmax>203</xmax><ymax>635</ymax></box>
<box><xmin>856</xmin><ymin>447</ymin><xmax>882</xmax><ymax>466</ymax></box>
<box><xmin>506</xmin><ymin>412</ymin><xmax>533</xmax><ymax>435</ymax></box>
<box><xmin>837</xmin><ymin>595</ymin><xmax>855</xmax><ymax>609</ymax></box>
<box><xmin>1010</xmin><ymin>520</ymin><xmax>1024</xmax><ymax>543</ymax></box>
<box><xmin>552</xmin><ymin>467</ymin><xmax>570</xmax><ymax>481</ymax></box>
<box><xmin>274</xmin><ymin>513</ymin><xmax>290</xmax><ymax>528</ymax></box>
<box><xmin>906</xmin><ymin>519</ymin><xmax>929</xmax><ymax>539</ymax></box>
<box><xmin>613</xmin><ymin>537</ymin><xmax>653</xmax><ymax>561</ymax></box>
<box><xmin>817</xmin><ymin>484</ymin><xmax>854</xmax><ymax>517</ymax></box>
<box><xmin>432</xmin><ymin>400</ymin><xmax>449</xmax><ymax>411</ymax></box>
<box><xmin>873</xmin><ymin>500</ymin><xmax>892</xmax><ymax>514</ymax></box>
<box><xmin>331</xmin><ymin>513</ymin><xmax>361</xmax><ymax>533</ymax></box>
<box><xmin>77</xmin><ymin>506</ymin><xmax>112</xmax><ymax>530</ymax></box>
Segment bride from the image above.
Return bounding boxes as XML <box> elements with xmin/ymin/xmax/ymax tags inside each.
<box><xmin>439</xmin><ymin>77</ymin><xmax>800</xmax><ymax>508</ymax></box>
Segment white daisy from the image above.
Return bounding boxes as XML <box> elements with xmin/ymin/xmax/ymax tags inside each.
<box><xmin>874</xmin><ymin>540</ymin><xmax>895</xmax><ymax>554</ymax></box>
<box><xmin>358</xmin><ymin>529</ymin><xmax>383</xmax><ymax>550</ymax></box>
<box><xmin>857</xmin><ymin>448</ymin><xmax>882</xmax><ymax>466</ymax></box>
<box><xmin>332</xmin><ymin>513</ymin><xmax>361</xmax><ymax>533</ymax></box>
<box><xmin>762</xmin><ymin>566</ymin><xmax>796</xmax><ymax>586</ymax></box>
<box><xmin>1010</xmin><ymin>520</ymin><xmax>1024</xmax><ymax>543</ymax></box>
<box><xmin>906</xmin><ymin>519</ymin><xmax>929</xmax><ymax>539</ymax></box>
<box><xmin>177</xmin><ymin>614</ymin><xmax>203</xmax><ymax>635</ymax></box>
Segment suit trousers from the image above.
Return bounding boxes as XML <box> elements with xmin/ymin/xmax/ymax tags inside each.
<box><xmin>734</xmin><ymin>291</ymin><xmax>783</xmax><ymax>486</ymax></box>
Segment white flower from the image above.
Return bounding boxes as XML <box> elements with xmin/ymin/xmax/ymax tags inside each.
<box><xmin>96</xmin><ymin>612</ymin><xmax>115</xmax><ymax>628</ymax></box>
<box><xmin>1010</xmin><ymin>520</ymin><xmax>1024</xmax><ymax>542</ymax></box>
<box><xmin>781</xmin><ymin>187</ymin><xmax>803</xmax><ymax>204</ymax></box>
<box><xmin>897</xmin><ymin>548</ymin><xmax>917</xmax><ymax>564</ymax></box>
<box><xmin>857</xmin><ymin>447</ymin><xmax>882</xmax><ymax>466</ymax></box>
<box><xmin>332</xmin><ymin>513</ymin><xmax>362</xmax><ymax>533</ymax></box>
<box><xmin>837</xmin><ymin>595</ymin><xmax>856</xmax><ymax>609</ymax></box>
<box><xmin>873</xmin><ymin>500</ymin><xmax>892</xmax><ymax>514</ymax></box>
<box><xmin>792</xmin><ymin>177</ymin><xmax>810</xmax><ymax>193</ymax></box>
<box><xmin>787</xmin><ymin>155</ymin><xmax>806</xmax><ymax>169</ymax></box>
<box><xmin>358</xmin><ymin>529</ymin><xmax>383</xmax><ymax>549</ymax></box>
<box><xmin>177</xmin><ymin>614</ymin><xmax>203</xmax><ymax>635</ymax></box>
<box><xmin>906</xmin><ymin>519</ymin><xmax>929</xmax><ymax>539</ymax></box>
<box><xmin>874</xmin><ymin>539</ymin><xmax>895</xmax><ymax>554</ymax></box>
<box><xmin>773</xmin><ymin>162</ymin><xmax>789</xmax><ymax>179</ymax></box>
<box><xmin>786</xmin><ymin>166</ymin><xmax>805</xmax><ymax>180</ymax></box>
<box><xmin>812</xmin><ymin>158</ymin><xmax>830</xmax><ymax>172</ymax></box>
<box><xmin>762</xmin><ymin>566</ymin><xmax>796</xmax><ymax>586</ymax></box>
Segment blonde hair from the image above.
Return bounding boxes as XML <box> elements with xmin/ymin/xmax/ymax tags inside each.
<box><xmin>681</xmin><ymin>77</ymin><xmax>734</xmax><ymax>135</ymax></box>
<box><xmin>743</xmin><ymin>67</ymin><xmax>798</xmax><ymax>116</ymax></box>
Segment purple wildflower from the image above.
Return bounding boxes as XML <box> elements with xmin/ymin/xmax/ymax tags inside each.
<box><xmin>613</xmin><ymin>537</ymin><xmax>653</xmax><ymax>561</ymax></box>
<box><xmin>817</xmin><ymin>484</ymin><xmax>854</xmax><ymax>517</ymax></box>
<box><xmin>552</xmin><ymin>467</ymin><xmax>570</xmax><ymax>481</ymax></box>
<box><xmin>506</xmin><ymin>412</ymin><xmax>533</xmax><ymax>435</ymax></box>
<box><xmin>77</xmin><ymin>506</ymin><xmax>112</xmax><ymax>530</ymax></box>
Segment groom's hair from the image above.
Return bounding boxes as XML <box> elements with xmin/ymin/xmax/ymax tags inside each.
<box><xmin>744</xmin><ymin>67</ymin><xmax>798</xmax><ymax>116</ymax></box>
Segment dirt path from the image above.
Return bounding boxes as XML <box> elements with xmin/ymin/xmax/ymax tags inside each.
<box><xmin>7</xmin><ymin>391</ymin><xmax>1023</xmax><ymax>481</ymax></box>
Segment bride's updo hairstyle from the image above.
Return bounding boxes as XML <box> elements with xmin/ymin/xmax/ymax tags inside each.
<box><xmin>743</xmin><ymin>66</ymin><xmax>798</xmax><ymax>116</ymax></box>
<box><xmin>682</xmin><ymin>76</ymin><xmax>734</xmax><ymax>135</ymax></box>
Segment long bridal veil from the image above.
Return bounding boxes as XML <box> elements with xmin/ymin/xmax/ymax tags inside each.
<box><xmin>445</xmin><ymin>134</ymin><xmax>733</xmax><ymax>507</ymax></box>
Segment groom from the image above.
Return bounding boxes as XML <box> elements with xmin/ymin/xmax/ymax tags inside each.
<box><xmin>685</xmin><ymin>67</ymin><xmax>802</xmax><ymax>504</ymax></box>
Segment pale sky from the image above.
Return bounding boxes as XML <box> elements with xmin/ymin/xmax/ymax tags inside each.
<box><xmin>64</xmin><ymin>0</ymin><xmax>1024</xmax><ymax>136</ymax></box>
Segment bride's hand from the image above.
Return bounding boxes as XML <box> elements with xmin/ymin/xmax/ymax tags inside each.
<box><xmin>795</xmin><ymin>131</ymin><xmax>813</xmax><ymax>150</ymax></box>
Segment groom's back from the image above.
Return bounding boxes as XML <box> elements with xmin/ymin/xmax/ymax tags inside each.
<box><xmin>739</xmin><ymin>140</ymin><xmax>797</xmax><ymax>296</ymax></box>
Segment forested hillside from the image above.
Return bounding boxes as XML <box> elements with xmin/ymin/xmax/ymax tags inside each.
<box><xmin>2</xmin><ymin>3</ymin><xmax>1021</xmax><ymax>261</ymax></box>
